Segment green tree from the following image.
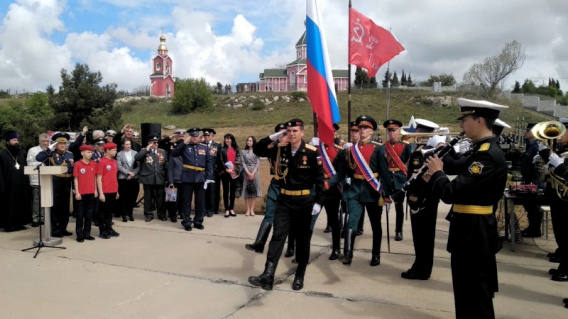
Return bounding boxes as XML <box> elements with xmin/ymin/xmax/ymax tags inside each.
<box><xmin>425</xmin><ymin>74</ymin><xmax>456</xmax><ymax>87</ymax></box>
<box><xmin>0</xmin><ymin>93</ymin><xmax>53</xmax><ymax>149</ymax></box>
<box><xmin>382</xmin><ymin>69</ymin><xmax>392</xmax><ymax>88</ymax></box>
<box><xmin>407</xmin><ymin>73</ymin><xmax>413</xmax><ymax>86</ymax></box>
<box><xmin>521</xmin><ymin>79</ymin><xmax>537</xmax><ymax>94</ymax></box>
<box><xmin>391</xmin><ymin>71</ymin><xmax>399</xmax><ymax>87</ymax></box>
<box><xmin>216</xmin><ymin>82</ymin><xmax>223</xmax><ymax>94</ymax></box>
<box><xmin>354</xmin><ymin>67</ymin><xmax>369</xmax><ymax>89</ymax></box>
<box><xmin>48</xmin><ymin>63</ymin><xmax>119</xmax><ymax>130</ymax></box>
<box><xmin>172</xmin><ymin>78</ymin><xmax>213</xmax><ymax>114</ymax></box>
<box><xmin>512</xmin><ymin>81</ymin><xmax>521</xmax><ymax>93</ymax></box>
<box><xmin>400</xmin><ymin>70</ymin><xmax>407</xmax><ymax>86</ymax></box>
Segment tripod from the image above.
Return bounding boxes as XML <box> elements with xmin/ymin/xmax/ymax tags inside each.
<box><xmin>22</xmin><ymin>165</ymin><xmax>66</xmax><ymax>258</ymax></box>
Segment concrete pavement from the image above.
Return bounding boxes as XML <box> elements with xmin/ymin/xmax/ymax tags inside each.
<box><xmin>0</xmin><ymin>203</ymin><xmax>566</xmax><ymax>319</ymax></box>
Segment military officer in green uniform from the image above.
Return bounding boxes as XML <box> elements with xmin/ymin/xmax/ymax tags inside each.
<box><xmin>330</xmin><ymin>115</ymin><xmax>390</xmax><ymax>266</ymax></box>
<box><xmin>248</xmin><ymin>119</ymin><xmax>324</xmax><ymax>291</ymax></box>
<box><xmin>423</xmin><ymin>98</ymin><xmax>508</xmax><ymax>319</ymax></box>
<box><xmin>203</xmin><ymin>128</ymin><xmax>221</xmax><ymax>217</ymax></box>
<box><xmin>245</xmin><ymin>123</ymin><xmax>288</xmax><ymax>253</ymax></box>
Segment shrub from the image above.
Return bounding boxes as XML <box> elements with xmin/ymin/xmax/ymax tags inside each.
<box><xmin>291</xmin><ymin>91</ymin><xmax>307</xmax><ymax>101</ymax></box>
<box><xmin>251</xmin><ymin>99</ymin><xmax>265</xmax><ymax>111</ymax></box>
<box><xmin>172</xmin><ymin>78</ymin><xmax>213</xmax><ymax>114</ymax></box>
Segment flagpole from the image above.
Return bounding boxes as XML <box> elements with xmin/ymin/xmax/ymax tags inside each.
<box><xmin>313</xmin><ymin>112</ymin><xmax>318</xmax><ymax>137</ymax></box>
<box><xmin>385</xmin><ymin>25</ymin><xmax>392</xmax><ymax>122</ymax></box>
<box><xmin>347</xmin><ymin>0</ymin><xmax>352</xmax><ymax>142</ymax></box>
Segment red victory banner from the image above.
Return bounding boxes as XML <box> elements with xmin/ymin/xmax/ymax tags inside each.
<box><xmin>349</xmin><ymin>8</ymin><xmax>405</xmax><ymax>78</ymax></box>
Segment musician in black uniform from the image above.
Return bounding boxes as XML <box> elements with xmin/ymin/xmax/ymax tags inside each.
<box><xmin>248</xmin><ymin>118</ymin><xmax>324</xmax><ymax>291</ymax></box>
<box><xmin>424</xmin><ymin>98</ymin><xmax>508</xmax><ymax>319</ymax></box>
<box><xmin>401</xmin><ymin>119</ymin><xmax>444</xmax><ymax>280</ymax></box>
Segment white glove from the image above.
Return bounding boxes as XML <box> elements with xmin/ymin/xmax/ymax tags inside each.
<box><xmin>269</xmin><ymin>131</ymin><xmax>285</xmax><ymax>141</ymax></box>
<box><xmin>538</xmin><ymin>142</ymin><xmax>549</xmax><ymax>152</ymax></box>
<box><xmin>311</xmin><ymin>203</ymin><xmax>322</xmax><ymax>215</ymax></box>
<box><xmin>203</xmin><ymin>180</ymin><xmax>215</xmax><ymax>190</ymax></box>
<box><xmin>343</xmin><ymin>142</ymin><xmax>353</xmax><ymax>150</ymax></box>
<box><xmin>345</xmin><ymin>177</ymin><xmax>351</xmax><ymax>185</ymax></box>
<box><xmin>426</xmin><ymin>135</ymin><xmax>446</xmax><ymax>148</ymax></box>
<box><xmin>456</xmin><ymin>140</ymin><xmax>472</xmax><ymax>154</ymax></box>
<box><xmin>548</xmin><ymin>153</ymin><xmax>564</xmax><ymax>168</ymax></box>
<box><xmin>532</xmin><ymin>154</ymin><xmax>541</xmax><ymax>164</ymax></box>
<box><xmin>49</xmin><ymin>142</ymin><xmax>57</xmax><ymax>152</ymax></box>
<box><xmin>309</xmin><ymin>137</ymin><xmax>320</xmax><ymax>146</ymax></box>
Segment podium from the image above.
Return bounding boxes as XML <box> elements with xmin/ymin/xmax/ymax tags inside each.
<box><xmin>24</xmin><ymin>165</ymin><xmax>68</xmax><ymax>246</ymax></box>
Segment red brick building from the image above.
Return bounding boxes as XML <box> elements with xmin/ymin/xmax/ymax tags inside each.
<box><xmin>259</xmin><ymin>32</ymin><xmax>348</xmax><ymax>92</ymax></box>
<box><xmin>150</xmin><ymin>35</ymin><xmax>175</xmax><ymax>98</ymax></box>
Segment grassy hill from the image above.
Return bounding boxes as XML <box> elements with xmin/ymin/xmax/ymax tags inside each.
<box><xmin>119</xmin><ymin>89</ymin><xmax>552</xmax><ymax>142</ymax></box>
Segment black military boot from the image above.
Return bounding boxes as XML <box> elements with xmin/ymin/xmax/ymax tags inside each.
<box><xmin>245</xmin><ymin>222</ymin><xmax>272</xmax><ymax>253</ymax></box>
<box><xmin>342</xmin><ymin>229</ymin><xmax>355</xmax><ymax>265</ymax></box>
<box><xmin>292</xmin><ymin>263</ymin><xmax>307</xmax><ymax>290</ymax></box>
<box><xmin>329</xmin><ymin>224</ymin><xmax>341</xmax><ymax>260</ymax></box>
<box><xmin>248</xmin><ymin>261</ymin><xmax>276</xmax><ymax>290</ymax></box>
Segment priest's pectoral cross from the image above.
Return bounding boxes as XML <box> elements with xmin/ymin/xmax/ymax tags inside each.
<box><xmin>15</xmin><ymin>162</ymin><xmax>20</xmax><ymax>170</ymax></box>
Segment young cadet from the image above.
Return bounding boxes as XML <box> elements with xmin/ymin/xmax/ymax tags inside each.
<box><xmin>245</xmin><ymin>122</ymin><xmax>288</xmax><ymax>253</ymax></box>
<box><xmin>97</xmin><ymin>143</ymin><xmax>120</xmax><ymax>239</ymax></box>
<box><xmin>248</xmin><ymin>118</ymin><xmax>324</xmax><ymax>291</ymax></box>
<box><xmin>424</xmin><ymin>98</ymin><xmax>508</xmax><ymax>318</ymax></box>
<box><xmin>73</xmin><ymin>145</ymin><xmax>97</xmax><ymax>242</ymax></box>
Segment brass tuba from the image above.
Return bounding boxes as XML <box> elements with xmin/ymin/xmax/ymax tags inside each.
<box><xmin>532</xmin><ymin>121</ymin><xmax>568</xmax><ymax>200</ymax></box>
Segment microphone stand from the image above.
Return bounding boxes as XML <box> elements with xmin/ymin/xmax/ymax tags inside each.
<box><xmin>22</xmin><ymin>161</ymin><xmax>66</xmax><ymax>258</ymax></box>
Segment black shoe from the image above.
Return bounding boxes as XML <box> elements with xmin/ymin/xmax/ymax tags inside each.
<box><xmin>207</xmin><ymin>212</ymin><xmax>213</xmax><ymax>217</ymax></box>
<box><xmin>51</xmin><ymin>230</ymin><xmax>63</xmax><ymax>238</ymax></box>
<box><xmin>99</xmin><ymin>233</ymin><xmax>110</xmax><ymax>239</ymax></box>
<box><xmin>324</xmin><ymin>225</ymin><xmax>332</xmax><ymax>233</ymax></box>
<box><xmin>551</xmin><ymin>273</ymin><xmax>568</xmax><ymax>282</ymax></box>
<box><xmin>245</xmin><ymin>243</ymin><xmax>264</xmax><ymax>253</ymax></box>
<box><xmin>129</xmin><ymin>215</ymin><xmax>134</xmax><ymax>221</ymax></box>
<box><xmin>61</xmin><ymin>230</ymin><xmax>73</xmax><ymax>237</ymax></box>
<box><xmin>31</xmin><ymin>222</ymin><xmax>40</xmax><ymax>227</ymax></box>
<box><xmin>245</xmin><ymin>222</ymin><xmax>271</xmax><ymax>254</ymax></box>
<box><xmin>108</xmin><ymin>229</ymin><xmax>120</xmax><ymax>237</ymax></box>
<box><xmin>194</xmin><ymin>224</ymin><xmax>204</xmax><ymax>230</ymax></box>
<box><xmin>170</xmin><ymin>217</ymin><xmax>177</xmax><ymax>223</ymax></box>
<box><xmin>122</xmin><ymin>216</ymin><xmax>128</xmax><ymax>222</ymax></box>
<box><xmin>76</xmin><ymin>237</ymin><xmax>84</xmax><ymax>243</ymax></box>
<box><xmin>184</xmin><ymin>225</ymin><xmax>192</xmax><ymax>231</ymax></box>
<box><xmin>145</xmin><ymin>216</ymin><xmax>153</xmax><ymax>222</ymax></box>
<box><xmin>248</xmin><ymin>262</ymin><xmax>276</xmax><ymax>291</ymax></box>
<box><xmin>356</xmin><ymin>229</ymin><xmax>363</xmax><ymax>236</ymax></box>
<box><xmin>292</xmin><ymin>263</ymin><xmax>306</xmax><ymax>291</ymax></box>
<box><xmin>401</xmin><ymin>269</ymin><xmax>430</xmax><ymax>280</ymax></box>
<box><xmin>370</xmin><ymin>255</ymin><xmax>380</xmax><ymax>266</ymax></box>
<box><xmin>159</xmin><ymin>216</ymin><xmax>167</xmax><ymax>221</ymax></box>
<box><xmin>549</xmin><ymin>268</ymin><xmax>558</xmax><ymax>275</ymax></box>
<box><xmin>394</xmin><ymin>232</ymin><xmax>403</xmax><ymax>241</ymax></box>
<box><xmin>563</xmin><ymin>298</ymin><xmax>568</xmax><ymax>304</ymax></box>
<box><xmin>522</xmin><ymin>229</ymin><xmax>542</xmax><ymax>238</ymax></box>
<box><xmin>329</xmin><ymin>249</ymin><xmax>340</xmax><ymax>260</ymax></box>
<box><xmin>84</xmin><ymin>235</ymin><xmax>95</xmax><ymax>241</ymax></box>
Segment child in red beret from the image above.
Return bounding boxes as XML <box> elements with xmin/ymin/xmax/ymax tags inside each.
<box><xmin>96</xmin><ymin>143</ymin><xmax>120</xmax><ymax>239</ymax></box>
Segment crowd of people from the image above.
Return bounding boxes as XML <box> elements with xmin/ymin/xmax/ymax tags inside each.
<box><xmin>1</xmin><ymin>96</ymin><xmax>568</xmax><ymax>317</ymax></box>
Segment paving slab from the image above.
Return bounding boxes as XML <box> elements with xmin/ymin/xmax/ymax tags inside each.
<box><xmin>0</xmin><ymin>202</ymin><xmax>566</xmax><ymax>319</ymax></box>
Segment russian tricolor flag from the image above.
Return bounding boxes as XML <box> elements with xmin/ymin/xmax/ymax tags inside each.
<box><xmin>306</xmin><ymin>0</ymin><xmax>340</xmax><ymax>145</ymax></box>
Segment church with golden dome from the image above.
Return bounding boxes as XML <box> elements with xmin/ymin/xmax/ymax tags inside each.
<box><xmin>150</xmin><ymin>35</ymin><xmax>175</xmax><ymax>98</ymax></box>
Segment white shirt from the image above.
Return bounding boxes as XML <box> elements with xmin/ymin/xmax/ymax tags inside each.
<box><xmin>26</xmin><ymin>145</ymin><xmax>47</xmax><ymax>186</ymax></box>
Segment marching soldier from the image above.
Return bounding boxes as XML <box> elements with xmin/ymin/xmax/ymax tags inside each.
<box><xmin>203</xmin><ymin>128</ymin><xmax>222</xmax><ymax>217</ymax></box>
<box><xmin>401</xmin><ymin>119</ymin><xmax>443</xmax><ymax>280</ymax></box>
<box><xmin>245</xmin><ymin>122</ymin><xmax>288</xmax><ymax>253</ymax></box>
<box><xmin>36</xmin><ymin>132</ymin><xmax>75</xmax><ymax>237</ymax></box>
<box><xmin>330</xmin><ymin>115</ymin><xmax>390</xmax><ymax>266</ymax></box>
<box><xmin>248</xmin><ymin>118</ymin><xmax>324</xmax><ymax>291</ymax></box>
<box><xmin>423</xmin><ymin>98</ymin><xmax>508</xmax><ymax>318</ymax></box>
<box><xmin>171</xmin><ymin>128</ymin><xmax>215</xmax><ymax>231</ymax></box>
<box><xmin>383</xmin><ymin>119</ymin><xmax>412</xmax><ymax>241</ymax></box>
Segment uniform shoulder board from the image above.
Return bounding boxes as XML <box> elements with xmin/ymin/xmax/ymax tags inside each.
<box><xmin>478</xmin><ymin>143</ymin><xmax>491</xmax><ymax>152</ymax></box>
<box><xmin>304</xmin><ymin>144</ymin><xmax>317</xmax><ymax>152</ymax></box>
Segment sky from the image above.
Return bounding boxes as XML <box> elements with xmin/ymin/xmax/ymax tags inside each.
<box><xmin>0</xmin><ymin>0</ymin><xmax>567</xmax><ymax>93</ymax></box>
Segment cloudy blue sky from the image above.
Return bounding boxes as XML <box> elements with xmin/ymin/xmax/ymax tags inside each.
<box><xmin>0</xmin><ymin>0</ymin><xmax>567</xmax><ymax>92</ymax></box>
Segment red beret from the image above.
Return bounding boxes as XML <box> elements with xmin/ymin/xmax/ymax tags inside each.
<box><xmin>104</xmin><ymin>142</ymin><xmax>117</xmax><ymax>150</ymax></box>
<box><xmin>80</xmin><ymin>145</ymin><xmax>94</xmax><ymax>151</ymax></box>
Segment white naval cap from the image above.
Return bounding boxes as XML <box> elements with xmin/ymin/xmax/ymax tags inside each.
<box><xmin>415</xmin><ymin>118</ymin><xmax>439</xmax><ymax>132</ymax></box>
<box><xmin>457</xmin><ymin>98</ymin><xmax>508</xmax><ymax>120</ymax></box>
<box><xmin>494</xmin><ymin>118</ymin><xmax>511</xmax><ymax>129</ymax></box>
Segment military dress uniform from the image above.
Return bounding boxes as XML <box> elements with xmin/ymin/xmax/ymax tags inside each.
<box><xmin>547</xmin><ymin>144</ymin><xmax>568</xmax><ymax>282</ymax></box>
<box><xmin>245</xmin><ymin>123</ymin><xmax>287</xmax><ymax>253</ymax></box>
<box><xmin>383</xmin><ymin>119</ymin><xmax>412</xmax><ymax>241</ymax></box>
<box><xmin>319</xmin><ymin>141</ymin><xmax>342</xmax><ymax>260</ymax></box>
<box><xmin>203</xmin><ymin>128</ymin><xmax>222</xmax><ymax>216</ymax></box>
<box><xmin>401</xmin><ymin>120</ymin><xmax>443</xmax><ymax>280</ymax></box>
<box><xmin>36</xmin><ymin>133</ymin><xmax>75</xmax><ymax>237</ymax></box>
<box><xmin>426</xmin><ymin>98</ymin><xmax>508</xmax><ymax>318</ymax></box>
<box><xmin>330</xmin><ymin>116</ymin><xmax>390</xmax><ymax>266</ymax></box>
<box><xmin>249</xmin><ymin>119</ymin><xmax>324</xmax><ymax>291</ymax></box>
<box><xmin>171</xmin><ymin>128</ymin><xmax>215</xmax><ymax>231</ymax></box>
<box><xmin>135</xmin><ymin>138</ymin><xmax>167</xmax><ymax>221</ymax></box>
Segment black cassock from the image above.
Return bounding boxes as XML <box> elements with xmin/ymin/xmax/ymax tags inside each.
<box><xmin>0</xmin><ymin>146</ymin><xmax>32</xmax><ymax>231</ymax></box>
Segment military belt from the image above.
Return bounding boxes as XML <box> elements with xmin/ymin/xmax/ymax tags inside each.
<box><xmin>280</xmin><ymin>189</ymin><xmax>311</xmax><ymax>196</ymax></box>
<box><xmin>453</xmin><ymin>204</ymin><xmax>493</xmax><ymax>215</ymax></box>
<box><xmin>353</xmin><ymin>173</ymin><xmax>378</xmax><ymax>180</ymax></box>
<box><xmin>388</xmin><ymin>167</ymin><xmax>401</xmax><ymax>172</ymax></box>
<box><xmin>183</xmin><ymin>164</ymin><xmax>205</xmax><ymax>172</ymax></box>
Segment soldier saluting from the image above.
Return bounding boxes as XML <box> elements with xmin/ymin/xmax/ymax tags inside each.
<box><xmin>423</xmin><ymin>98</ymin><xmax>508</xmax><ymax>318</ymax></box>
<box><xmin>249</xmin><ymin>118</ymin><xmax>324</xmax><ymax>291</ymax></box>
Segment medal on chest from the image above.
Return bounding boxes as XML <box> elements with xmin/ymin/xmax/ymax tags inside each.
<box><xmin>302</xmin><ymin>155</ymin><xmax>307</xmax><ymax>166</ymax></box>
<box><xmin>146</xmin><ymin>155</ymin><xmax>154</xmax><ymax>164</ymax></box>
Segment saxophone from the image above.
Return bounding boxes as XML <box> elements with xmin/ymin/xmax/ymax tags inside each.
<box><xmin>548</xmin><ymin>151</ymin><xmax>568</xmax><ymax>200</ymax></box>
